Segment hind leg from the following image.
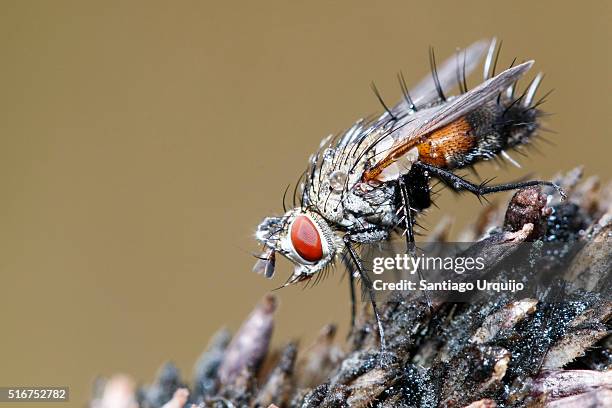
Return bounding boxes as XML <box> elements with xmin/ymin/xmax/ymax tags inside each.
<box><xmin>397</xmin><ymin>176</ymin><xmax>432</xmax><ymax>308</ymax></box>
<box><xmin>414</xmin><ymin>162</ymin><xmax>565</xmax><ymax>199</ymax></box>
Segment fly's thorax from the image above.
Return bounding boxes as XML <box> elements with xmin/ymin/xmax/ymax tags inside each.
<box><xmin>255</xmin><ymin>208</ymin><xmax>343</xmax><ymax>280</ymax></box>
<box><xmin>306</xmin><ymin>143</ymin><xmax>364</xmax><ymax>224</ymax></box>
<box><xmin>345</xmin><ymin>184</ymin><xmax>397</xmax><ymax>227</ymax></box>
<box><xmin>306</xmin><ymin>125</ymin><xmax>400</xmax><ymax>222</ymax></box>
<box><xmin>307</xmin><ymin>131</ymin><xmax>398</xmax><ymax>230</ymax></box>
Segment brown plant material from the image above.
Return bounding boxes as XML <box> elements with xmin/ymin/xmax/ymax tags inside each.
<box><xmin>93</xmin><ymin>169</ymin><xmax>611</xmax><ymax>407</ymax></box>
<box><xmin>140</xmin><ymin>362</ymin><xmax>187</xmax><ymax>408</ymax></box>
<box><xmin>345</xmin><ymin>366</ymin><xmax>401</xmax><ymax>408</ymax></box>
<box><xmin>161</xmin><ymin>388</ymin><xmax>189</xmax><ymax>408</ymax></box>
<box><xmin>504</xmin><ymin>186</ymin><xmax>549</xmax><ymax>240</ymax></box>
<box><xmin>90</xmin><ymin>374</ymin><xmax>138</xmax><ymax>408</ymax></box>
<box><xmin>254</xmin><ymin>342</ymin><xmax>297</xmax><ymax>407</ymax></box>
<box><xmin>192</xmin><ymin>329</ymin><xmax>231</xmax><ymax>401</ymax></box>
<box><xmin>542</xmin><ymin>327</ymin><xmax>609</xmax><ymax>369</ymax></box>
<box><xmin>544</xmin><ymin>389</ymin><xmax>612</xmax><ymax>407</ymax></box>
<box><xmin>217</xmin><ymin>294</ymin><xmax>276</xmax><ymax>386</ymax></box>
<box><xmin>439</xmin><ymin>345</ymin><xmax>511</xmax><ymax>407</ymax></box>
<box><xmin>295</xmin><ymin>324</ymin><xmax>344</xmax><ymax>389</ymax></box>
<box><xmin>531</xmin><ymin>369</ymin><xmax>612</xmax><ymax>401</ymax></box>
<box><xmin>463</xmin><ymin>399</ymin><xmax>497</xmax><ymax>408</ymax></box>
<box><xmin>471</xmin><ymin>299</ymin><xmax>538</xmax><ymax>344</ymax></box>
<box><xmin>565</xmin><ymin>221</ymin><xmax>612</xmax><ymax>293</ymax></box>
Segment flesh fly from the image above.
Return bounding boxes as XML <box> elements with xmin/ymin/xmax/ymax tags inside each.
<box><xmin>253</xmin><ymin>39</ymin><xmax>564</xmax><ymax>349</ymax></box>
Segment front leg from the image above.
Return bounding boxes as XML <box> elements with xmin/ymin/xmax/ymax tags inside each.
<box><xmin>342</xmin><ymin>254</ymin><xmax>357</xmax><ymax>337</ymax></box>
<box><xmin>398</xmin><ymin>177</ymin><xmax>415</xmax><ymax>246</ymax></box>
<box><xmin>343</xmin><ymin>235</ymin><xmax>387</xmax><ymax>350</ymax></box>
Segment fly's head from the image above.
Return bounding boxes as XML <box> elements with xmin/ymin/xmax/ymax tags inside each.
<box><xmin>254</xmin><ymin>208</ymin><xmax>341</xmax><ymax>284</ymax></box>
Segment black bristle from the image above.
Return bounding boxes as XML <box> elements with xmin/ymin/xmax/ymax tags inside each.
<box><xmin>370</xmin><ymin>82</ymin><xmax>398</xmax><ymax>122</ymax></box>
<box><xmin>429</xmin><ymin>46</ymin><xmax>447</xmax><ymax>102</ymax></box>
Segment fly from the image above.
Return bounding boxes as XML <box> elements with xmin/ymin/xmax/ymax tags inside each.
<box><xmin>253</xmin><ymin>39</ymin><xmax>564</xmax><ymax>350</ymax></box>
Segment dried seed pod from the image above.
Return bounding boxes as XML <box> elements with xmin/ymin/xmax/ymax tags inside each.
<box><xmin>471</xmin><ymin>299</ymin><xmax>538</xmax><ymax>344</ymax></box>
<box><xmin>531</xmin><ymin>369</ymin><xmax>612</xmax><ymax>401</ymax></box>
<box><xmin>572</xmin><ymin>176</ymin><xmax>601</xmax><ymax>216</ymax></box>
<box><xmin>327</xmin><ymin>351</ymin><xmax>380</xmax><ymax>388</ymax></box>
<box><xmin>565</xmin><ymin>223</ymin><xmax>612</xmax><ymax>293</ymax></box>
<box><xmin>348</xmin><ymin>302</ymin><xmax>379</xmax><ymax>352</ymax></box>
<box><xmin>569</xmin><ymin>335</ymin><xmax>612</xmax><ymax>371</ymax></box>
<box><xmin>463</xmin><ymin>399</ymin><xmax>497</xmax><ymax>408</ymax></box>
<box><xmin>296</xmin><ymin>324</ymin><xmax>343</xmax><ymax>389</ymax></box>
<box><xmin>378</xmin><ymin>393</ymin><xmax>404</xmax><ymax>408</ymax></box>
<box><xmin>542</xmin><ymin>325</ymin><xmax>609</xmax><ymax>369</ymax></box>
<box><xmin>346</xmin><ymin>367</ymin><xmax>400</xmax><ymax>408</ymax></box>
<box><xmin>440</xmin><ymin>345</ymin><xmax>510</xmax><ymax>407</ymax></box>
<box><xmin>218</xmin><ymin>294</ymin><xmax>276</xmax><ymax>386</ymax></box>
<box><xmin>90</xmin><ymin>374</ymin><xmax>138</xmax><ymax>408</ymax></box>
<box><xmin>504</xmin><ymin>186</ymin><xmax>548</xmax><ymax>240</ymax></box>
<box><xmin>220</xmin><ymin>365</ymin><xmax>257</xmax><ymax>407</ymax></box>
<box><xmin>192</xmin><ymin>328</ymin><xmax>231</xmax><ymax>400</ymax></box>
<box><xmin>161</xmin><ymin>388</ymin><xmax>189</xmax><ymax>408</ymax></box>
<box><xmin>568</xmin><ymin>300</ymin><xmax>612</xmax><ymax>329</ymax></box>
<box><xmin>544</xmin><ymin>389</ymin><xmax>612</xmax><ymax>407</ymax></box>
<box><xmin>459</xmin><ymin>222</ymin><xmax>533</xmax><ymax>271</ymax></box>
<box><xmin>140</xmin><ymin>362</ymin><xmax>186</xmax><ymax>408</ymax></box>
<box><xmin>319</xmin><ymin>384</ymin><xmax>349</xmax><ymax>408</ymax></box>
<box><xmin>254</xmin><ymin>342</ymin><xmax>297</xmax><ymax>408</ymax></box>
<box><xmin>298</xmin><ymin>383</ymin><xmax>329</xmax><ymax>408</ymax></box>
<box><xmin>597</xmin><ymin>182</ymin><xmax>612</xmax><ymax>216</ymax></box>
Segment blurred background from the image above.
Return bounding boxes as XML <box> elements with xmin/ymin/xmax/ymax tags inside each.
<box><xmin>0</xmin><ymin>1</ymin><xmax>609</xmax><ymax>406</ymax></box>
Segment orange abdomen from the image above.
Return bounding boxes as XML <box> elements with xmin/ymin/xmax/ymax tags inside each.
<box><xmin>417</xmin><ymin>117</ymin><xmax>474</xmax><ymax>168</ymax></box>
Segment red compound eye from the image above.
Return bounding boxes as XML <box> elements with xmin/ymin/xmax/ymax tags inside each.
<box><xmin>290</xmin><ymin>215</ymin><xmax>323</xmax><ymax>262</ymax></box>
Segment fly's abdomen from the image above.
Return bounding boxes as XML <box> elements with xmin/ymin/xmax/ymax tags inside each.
<box><xmin>417</xmin><ymin>98</ymin><xmax>540</xmax><ymax>169</ymax></box>
<box><xmin>417</xmin><ymin>116</ymin><xmax>475</xmax><ymax>168</ymax></box>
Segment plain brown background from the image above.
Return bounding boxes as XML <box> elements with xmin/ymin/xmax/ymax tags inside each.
<box><xmin>1</xmin><ymin>1</ymin><xmax>610</xmax><ymax>406</ymax></box>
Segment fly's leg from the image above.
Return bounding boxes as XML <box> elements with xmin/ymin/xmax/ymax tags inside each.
<box><xmin>398</xmin><ymin>177</ymin><xmax>415</xmax><ymax>246</ymax></box>
<box><xmin>343</xmin><ymin>227</ymin><xmax>388</xmax><ymax>343</ymax></box>
<box><xmin>415</xmin><ymin>162</ymin><xmax>566</xmax><ymax>199</ymax></box>
<box><xmin>343</xmin><ymin>236</ymin><xmax>387</xmax><ymax>350</ymax></box>
<box><xmin>347</xmin><ymin>263</ymin><xmax>357</xmax><ymax>338</ymax></box>
<box><xmin>398</xmin><ymin>176</ymin><xmax>432</xmax><ymax>308</ymax></box>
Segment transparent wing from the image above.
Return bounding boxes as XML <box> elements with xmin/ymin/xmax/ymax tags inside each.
<box><xmin>400</xmin><ymin>39</ymin><xmax>491</xmax><ymax>110</ymax></box>
<box><xmin>315</xmin><ymin>39</ymin><xmax>492</xmax><ymax>166</ymax></box>
<box><xmin>363</xmin><ymin>61</ymin><xmax>534</xmax><ymax>182</ymax></box>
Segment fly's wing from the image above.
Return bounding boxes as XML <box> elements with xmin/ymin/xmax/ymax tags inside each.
<box><xmin>363</xmin><ymin>61</ymin><xmax>534</xmax><ymax>182</ymax></box>
<box><xmin>310</xmin><ymin>40</ymin><xmax>490</xmax><ymax>180</ymax></box>
<box><xmin>399</xmin><ymin>39</ymin><xmax>491</xmax><ymax>111</ymax></box>
<box><xmin>401</xmin><ymin>61</ymin><xmax>534</xmax><ymax>140</ymax></box>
